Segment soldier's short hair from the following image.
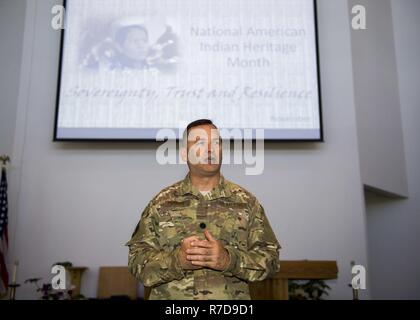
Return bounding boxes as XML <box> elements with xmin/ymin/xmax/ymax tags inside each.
<box><xmin>182</xmin><ymin>119</ymin><xmax>220</xmax><ymax>147</ymax></box>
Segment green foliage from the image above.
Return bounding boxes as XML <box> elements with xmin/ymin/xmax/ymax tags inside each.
<box><xmin>52</xmin><ymin>261</ymin><xmax>73</xmax><ymax>268</ymax></box>
<box><xmin>24</xmin><ymin>261</ymin><xmax>85</xmax><ymax>300</ymax></box>
<box><xmin>288</xmin><ymin>280</ymin><xmax>331</xmax><ymax>300</ymax></box>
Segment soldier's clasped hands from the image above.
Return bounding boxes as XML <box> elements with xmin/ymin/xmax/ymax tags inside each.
<box><xmin>185</xmin><ymin>229</ymin><xmax>231</xmax><ymax>271</ymax></box>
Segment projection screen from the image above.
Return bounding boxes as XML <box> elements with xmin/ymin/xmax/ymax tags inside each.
<box><xmin>54</xmin><ymin>0</ymin><xmax>322</xmax><ymax>141</ymax></box>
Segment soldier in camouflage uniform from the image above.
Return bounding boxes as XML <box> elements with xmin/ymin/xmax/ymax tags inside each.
<box><xmin>126</xmin><ymin>119</ymin><xmax>281</xmax><ymax>299</ymax></box>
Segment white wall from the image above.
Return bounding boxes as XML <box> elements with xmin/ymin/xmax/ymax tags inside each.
<box><xmin>0</xmin><ymin>0</ymin><xmax>26</xmax><ymax>155</ymax></box>
<box><xmin>365</xmin><ymin>0</ymin><xmax>420</xmax><ymax>299</ymax></box>
<box><xmin>2</xmin><ymin>0</ymin><xmax>370</xmax><ymax>299</ymax></box>
<box><xmin>349</xmin><ymin>0</ymin><xmax>408</xmax><ymax>197</ymax></box>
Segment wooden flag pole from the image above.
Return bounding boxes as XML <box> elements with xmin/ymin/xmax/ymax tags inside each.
<box><xmin>8</xmin><ymin>261</ymin><xmax>20</xmax><ymax>300</ymax></box>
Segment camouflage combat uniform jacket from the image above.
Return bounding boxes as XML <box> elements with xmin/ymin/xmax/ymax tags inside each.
<box><xmin>126</xmin><ymin>174</ymin><xmax>281</xmax><ymax>300</ymax></box>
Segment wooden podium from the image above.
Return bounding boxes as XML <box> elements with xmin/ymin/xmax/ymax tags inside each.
<box><xmin>249</xmin><ymin>260</ymin><xmax>338</xmax><ymax>300</ymax></box>
<box><xmin>144</xmin><ymin>260</ymin><xmax>338</xmax><ymax>300</ymax></box>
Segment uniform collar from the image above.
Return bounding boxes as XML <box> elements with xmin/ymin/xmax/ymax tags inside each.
<box><xmin>180</xmin><ymin>173</ymin><xmax>231</xmax><ymax>199</ymax></box>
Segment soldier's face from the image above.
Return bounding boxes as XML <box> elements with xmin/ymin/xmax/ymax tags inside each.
<box><xmin>123</xmin><ymin>28</ymin><xmax>149</xmax><ymax>60</ymax></box>
<box><xmin>185</xmin><ymin>125</ymin><xmax>222</xmax><ymax>176</ymax></box>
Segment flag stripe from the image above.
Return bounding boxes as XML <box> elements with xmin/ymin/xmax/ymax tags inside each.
<box><xmin>0</xmin><ymin>167</ymin><xmax>9</xmax><ymax>292</ymax></box>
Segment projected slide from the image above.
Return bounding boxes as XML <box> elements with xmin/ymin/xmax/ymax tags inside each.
<box><xmin>55</xmin><ymin>0</ymin><xmax>322</xmax><ymax>140</ymax></box>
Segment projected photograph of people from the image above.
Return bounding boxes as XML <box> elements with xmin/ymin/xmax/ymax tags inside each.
<box><xmin>80</xmin><ymin>17</ymin><xmax>179</xmax><ymax>72</ymax></box>
<box><xmin>56</xmin><ymin>0</ymin><xmax>322</xmax><ymax>141</ymax></box>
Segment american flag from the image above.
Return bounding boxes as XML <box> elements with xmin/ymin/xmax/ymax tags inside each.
<box><xmin>0</xmin><ymin>167</ymin><xmax>9</xmax><ymax>294</ymax></box>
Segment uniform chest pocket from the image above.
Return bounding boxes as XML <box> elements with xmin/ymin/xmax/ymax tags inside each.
<box><xmin>210</xmin><ymin>204</ymin><xmax>251</xmax><ymax>250</ymax></box>
<box><xmin>157</xmin><ymin>208</ymin><xmax>195</xmax><ymax>248</ymax></box>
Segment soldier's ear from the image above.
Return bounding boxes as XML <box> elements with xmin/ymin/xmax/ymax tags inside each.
<box><xmin>181</xmin><ymin>146</ymin><xmax>188</xmax><ymax>162</ymax></box>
